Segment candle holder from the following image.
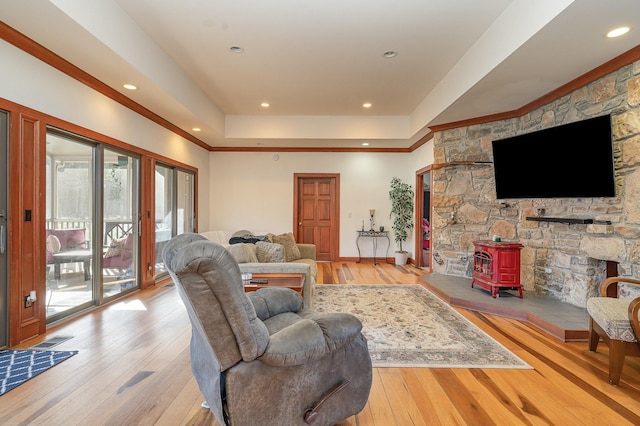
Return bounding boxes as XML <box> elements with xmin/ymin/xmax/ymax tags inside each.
<box><xmin>369</xmin><ymin>209</ymin><xmax>375</xmax><ymax>231</ymax></box>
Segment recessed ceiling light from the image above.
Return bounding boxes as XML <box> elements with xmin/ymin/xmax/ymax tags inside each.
<box><xmin>192</xmin><ymin>127</ymin><xmax>201</xmax><ymax>132</ymax></box>
<box><xmin>230</xmin><ymin>46</ymin><xmax>244</xmax><ymax>53</ymax></box>
<box><xmin>362</xmin><ymin>142</ymin><xmax>370</xmax><ymax>146</ymax></box>
<box><xmin>606</xmin><ymin>26</ymin><xmax>630</xmax><ymax>38</ymax></box>
<box><xmin>261</xmin><ymin>102</ymin><xmax>270</xmax><ymax>108</ymax></box>
<box><xmin>123</xmin><ymin>84</ymin><xmax>137</xmax><ymax>90</ymax></box>
<box><xmin>383</xmin><ymin>51</ymin><xmax>397</xmax><ymax>58</ymax></box>
<box><xmin>362</xmin><ymin>102</ymin><xmax>372</xmax><ymax>108</ymax></box>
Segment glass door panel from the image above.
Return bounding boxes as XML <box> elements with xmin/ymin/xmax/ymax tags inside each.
<box><xmin>177</xmin><ymin>170</ymin><xmax>195</xmax><ymax>234</ymax></box>
<box><xmin>154</xmin><ymin>165</ymin><xmax>173</xmax><ymax>275</ymax></box>
<box><xmin>102</xmin><ymin>150</ymin><xmax>139</xmax><ymax>298</ymax></box>
<box><xmin>45</xmin><ymin>133</ymin><xmax>95</xmax><ymax>320</ymax></box>
<box><xmin>154</xmin><ymin>166</ymin><xmax>195</xmax><ymax>277</ymax></box>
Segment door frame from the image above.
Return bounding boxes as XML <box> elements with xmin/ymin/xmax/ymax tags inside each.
<box><xmin>0</xmin><ymin>110</ymin><xmax>7</xmax><ymax>348</ymax></box>
<box><xmin>415</xmin><ymin>166</ymin><xmax>432</xmax><ymax>270</ymax></box>
<box><xmin>293</xmin><ymin>173</ymin><xmax>340</xmax><ymax>261</ymax></box>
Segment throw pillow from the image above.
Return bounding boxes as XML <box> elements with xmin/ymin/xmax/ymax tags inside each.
<box><xmin>255</xmin><ymin>241</ymin><xmax>286</xmax><ymax>263</ymax></box>
<box><xmin>270</xmin><ymin>232</ymin><xmax>302</xmax><ymax>262</ymax></box>
<box><xmin>46</xmin><ymin>235</ymin><xmax>61</xmax><ymax>254</ymax></box>
<box><xmin>104</xmin><ymin>237</ymin><xmax>126</xmax><ymax>258</ymax></box>
<box><xmin>228</xmin><ymin>243</ymin><xmax>259</xmax><ymax>263</ymax></box>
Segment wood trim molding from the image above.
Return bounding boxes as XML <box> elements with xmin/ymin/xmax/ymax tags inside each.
<box><xmin>2</xmin><ymin>21</ymin><xmax>639</xmax><ymax>153</ymax></box>
<box><xmin>0</xmin><ymin>97</ymin><xmax>198</xmax><ymax>175</ymax></box>
<box><xmin>210</xmin><ymin>146</ymin><xmax>412</xmax><ymax>153</ymax></box>
<box><xmin>429</xmin><ymin>45</ymin><xmax>640</xmax><ymax>133</ymax></box>
<box><xmin>409</xmin><ymin>131</ymin><xmax>434</xmax><ymax>151</ymax></box>
<box><xmin>8</xmin><ymin>112</ymin><xmax>46</xmax><ymax>345</ymax></box>
<box><xmin>414</xmin><ymin>165</ymin><xmax>432</xmax><ymax>272</ymax></box>
<box><xmin>0</xmin><ymin>22</ymin><xmax>210</xmax><ymax>151</ymax></box>
<box><xmin>140</xmin><ymin>155</ymin><xmax>156</xmax><ymax>289</ymax></box>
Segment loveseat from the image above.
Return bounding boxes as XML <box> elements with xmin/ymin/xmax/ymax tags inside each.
<box><xmin>201</xmin><ymin>230</ymin><xmax>317</xmax><ymax>307</ymax></box>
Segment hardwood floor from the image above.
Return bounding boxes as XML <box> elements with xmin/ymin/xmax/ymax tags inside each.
<box><xmin>2</xmin><ymin>261</ymin><xmax>640</xmax><ymax>425</ymax></box>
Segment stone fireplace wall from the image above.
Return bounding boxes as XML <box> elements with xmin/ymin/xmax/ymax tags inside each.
<box><xmin>431</xmin><ymin>59</ymin><xmax>640</xmax><ymax>308</ymax></box>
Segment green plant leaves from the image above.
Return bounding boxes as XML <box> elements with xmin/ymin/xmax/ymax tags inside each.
<box><xmin>389</xmin><ymin>177</ymin><xmax>414</xmax><ymax>252</ymax></box>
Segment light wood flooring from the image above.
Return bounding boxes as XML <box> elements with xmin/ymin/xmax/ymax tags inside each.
<box><xmin>2</xmin><ymin>261</ymin><xmax>640</xmax><ymax>425</ymax></box>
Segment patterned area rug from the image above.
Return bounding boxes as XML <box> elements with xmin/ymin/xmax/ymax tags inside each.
<box><xmin>312</xmin><ymin>284</ymin><xmax>532</xmax><ymax>369</ymax></box>
<box><xmin>0</xmin><ymin>350</ymin><xmax>78</xmax><ymax>396</ymax></box>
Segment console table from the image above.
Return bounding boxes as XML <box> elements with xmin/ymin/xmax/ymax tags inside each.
<box><xmin>356</xmin><ymin>230</ymin><xmax>390</xmax><ymax>265</ymax></box>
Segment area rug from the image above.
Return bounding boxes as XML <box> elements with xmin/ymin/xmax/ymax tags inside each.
<box><xmin>0</xmin><ymin>350</ymin><xmax>78</xmax><ymax>396</ymax></box>
<box><xmin>312</xmin><ymin>284</ymin><xmax>532</xmax><ymax>369</ymax></box>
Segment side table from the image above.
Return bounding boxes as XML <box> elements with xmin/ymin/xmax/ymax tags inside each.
<box><xmin>52</xmin><ymin>250</ymin><xmax>92</xmax><ymax>281</ymax></box>
<box><xmin>242</xmin><ymin>272</ymin><xmax>305</xmax><ymax>296</ymax></box>
<box><xmin>356</xmin><ymin>230</ymin><xmax>390</xmax><ymax>265</ymax></box>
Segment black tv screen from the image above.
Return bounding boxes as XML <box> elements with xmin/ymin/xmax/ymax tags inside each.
<box><xmin>491</xmin><ymin>115</ymin><xmax>616</xmax><ymax>199</ymax></box>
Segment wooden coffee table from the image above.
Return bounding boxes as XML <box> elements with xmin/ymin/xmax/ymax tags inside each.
<box><xmin>243</xmin><ymin>272</ymin><xmax>305</xmax><ymax>296</ymax></box>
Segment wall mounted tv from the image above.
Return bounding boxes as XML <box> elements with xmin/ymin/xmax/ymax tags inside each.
<box><xmin>491</xmin><ymin>114</ymin><xmax>616</xmax><ymax>199</ymax></box>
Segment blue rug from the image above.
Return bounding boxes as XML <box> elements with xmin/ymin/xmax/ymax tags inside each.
<box><xmin>0</xmin><ymin>350</ymin><xmax>78</xmax><ymax>396</ymax></box>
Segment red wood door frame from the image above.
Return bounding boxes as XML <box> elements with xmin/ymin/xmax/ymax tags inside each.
<box><xmin>415</xmin><ymin>166</ymin><xmax>432</xmax><ymax>271</ymax></box>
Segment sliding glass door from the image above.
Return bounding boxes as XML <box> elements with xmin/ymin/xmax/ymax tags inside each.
<box><xmin>45</xmin><ymin>132</ymin><xmax>95</xmax><ymax>320</ymax></box>
<box><xmin>45</xmin><ymin>130</ymin><xmax>141</xmax><ymax>321</ymax></box>
<box><xmin>102</xmin><ymin>149</ymin><xmax>139</xmax><ymax>299</ymax></box>
<box><xmin>154</xmin><ymin>164</ymin><xmax>195</xmax><ymax>277</ymax></box>
<box><xmin>177</xmin><ymin>170</ymin><xmax>195</xmax><ymax>235</ymax></box>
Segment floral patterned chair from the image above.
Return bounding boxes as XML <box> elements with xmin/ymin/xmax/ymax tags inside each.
<box><xmin>587</xmin><ymin>276</ymin><xmax>640</xmax><ymax>385</ymax></box>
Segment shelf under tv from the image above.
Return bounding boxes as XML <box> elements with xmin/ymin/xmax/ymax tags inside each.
<box><xmin>525</xmin><ymin>217</ymin><xmax>593</xmax><ymax>224</ymax></box>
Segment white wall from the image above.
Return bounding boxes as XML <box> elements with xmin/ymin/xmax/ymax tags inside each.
<box><xmin>0</xmin><ymin>40</ymin><xmax>212</xmax><ymax>230</ymax></box>
<box><xmin>210</xmin><ymin>146</ymin><xmax>434</xmax><ymax>258</ymax></box>
<box><xmin>0</xmin><ymin>37</ymin><xmax>436</xmax><ymax>242</ymax></box>
<box><xmin>411</xmin><ymin>138</ymin><xmax>434</xmax><ymax>173</ymax></box>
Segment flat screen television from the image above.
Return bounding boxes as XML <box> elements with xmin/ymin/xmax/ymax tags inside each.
<box><xmin>491</xmin><ymin>115</ymin><xmax>616</xmax><ymax>199</ymax></box>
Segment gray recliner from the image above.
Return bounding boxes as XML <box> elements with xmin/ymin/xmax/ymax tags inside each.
<box><xmin>163</xmin><ymin>233</ymin><xmax>372</xmax><ymax>426</ymax></box>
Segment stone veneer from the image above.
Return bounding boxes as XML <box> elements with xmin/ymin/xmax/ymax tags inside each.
<box><xmin>431</xmin><ymin>59</ymin><xmax>640</xmax><ymax>308</ymax></box>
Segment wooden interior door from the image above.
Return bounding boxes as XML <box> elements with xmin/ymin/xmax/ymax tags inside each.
<box><xmin>294</xmin><ymin>174</ymin><xmax>339</xmax><ymax>261</ymax></box>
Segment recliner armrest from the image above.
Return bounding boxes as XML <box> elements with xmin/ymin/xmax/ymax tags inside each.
<box><xmin>248</xmin><ymin>288</ymin><xmax>303</xmax><ymax>320</ymax></box>
<box><xmin>259</xmin><ymin>312</ymin><xmax>363</xmax><ymax>367</ymax></box>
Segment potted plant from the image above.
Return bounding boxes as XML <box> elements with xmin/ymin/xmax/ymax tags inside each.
<box><xmin>389</xmin><ymin>177</ymin><xmax>414</xmax><ymax>265</ymax></box>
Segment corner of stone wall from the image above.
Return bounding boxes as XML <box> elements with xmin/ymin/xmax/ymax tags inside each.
<box><xmin>431</xmin><ymin>61</ymin><xmax>640</xmax><ymax>307</ymax></box>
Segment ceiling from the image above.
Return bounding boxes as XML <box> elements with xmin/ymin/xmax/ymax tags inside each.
<box><xmin>2</xmin><ymin>0</ymin><xmax>640</xmax><ymax>149</ymax></box>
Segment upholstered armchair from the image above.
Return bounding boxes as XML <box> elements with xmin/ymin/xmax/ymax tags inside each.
<box><xmin>587</xmin><ymin>276</ymin><xmax>640</xmax><ymax>385</ymax></box>
<box><xmin>162</xmin><ymin>233</ymin><xmax>372</xmax><ymax>426</ymax></box>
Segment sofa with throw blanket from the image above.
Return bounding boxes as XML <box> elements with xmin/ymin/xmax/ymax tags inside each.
<box><xmin>200</xmin><ymin>230</ymin><xmax>318</xmax><ymax>307</ymax></box>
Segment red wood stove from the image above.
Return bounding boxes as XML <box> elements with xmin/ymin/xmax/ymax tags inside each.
<box><xmin>471</xmin><ymin>240</ymin><xmax>524</xmax><ymax>298</ymax></box>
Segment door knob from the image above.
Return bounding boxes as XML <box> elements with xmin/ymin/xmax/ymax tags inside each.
<box><xmin>298</xmin><ymin>222</ymin><xmax>302</xmax><ymax>225</ymax></box>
